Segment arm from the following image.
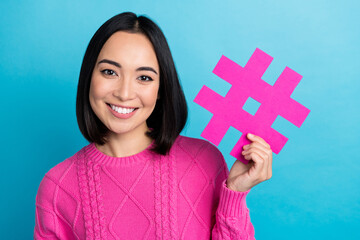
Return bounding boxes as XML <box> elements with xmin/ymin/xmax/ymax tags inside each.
<box><xmin>211</xmin><ymin>133</ymin><xmax>273</xmax><ymax>239</ymax></box>
<box><xmin>34</xmin><ymin>204</ymin><xmax>60</xmax><ymax>240</ymax></box>
<box><xmin>211</xmin><ymin>166</ymin><xmax>255</xmax><ymax>239</ymax></box>
<box><xmin>34</xmin><ymin>176</ymin><xmax>62</xmax><ymax>240</ymax></box>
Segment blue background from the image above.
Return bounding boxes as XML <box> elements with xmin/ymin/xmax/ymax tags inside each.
<box><xmin>1</xmin><ymin>0</ymin><xmax>359</xmax><ymax>239</ymax></box>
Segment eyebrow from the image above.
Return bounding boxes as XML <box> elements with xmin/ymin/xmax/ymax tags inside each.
<box><xmin>98</xmin><ymin>59</ymin><xmax>158</xmax><ymax>75</ymax></box>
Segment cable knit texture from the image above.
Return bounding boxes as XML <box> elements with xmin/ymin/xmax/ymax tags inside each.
<box><xmin>34</xmin><ymin>135</ymin><xmax>255</xmax><ymax>239</ymax></box>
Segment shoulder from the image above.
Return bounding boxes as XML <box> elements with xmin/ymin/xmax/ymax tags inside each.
<box><xmin>44</xmin><ymin>146</ymin><xmax>84</xmax><ymax>184</ymax></box>
<box><xmin>36</xmin><ymin>145</ymin><xmax>89</xmax><ymax>205</ymax></box>
<box><xmin>172</xmin><ymin>135</ymin><xmax>214</xmax><ymax>155</ymax></box>
<box><xmin>171</xmin><ymin>135</ymin><xmax>225</xmax><ymax>167</ymax></box>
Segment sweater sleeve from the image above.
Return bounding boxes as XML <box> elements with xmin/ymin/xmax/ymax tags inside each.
<box><xmin>34</xmin><ymin>175</ymin><xmax>74</xmax><ymax>240</ymax></box>
<box><xmin>211</xmin><ymin>154</ymin><xmax>255</xmax><ymax>239</ymax></box>
<box><xmin>34</xmin><ymin>175</ymin><xmax>60</xmax><ymax>239</ymax></box>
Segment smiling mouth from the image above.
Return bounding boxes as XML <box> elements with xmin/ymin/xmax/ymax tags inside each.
<box><xmin>107</xmin><ymin>104</ymin><xmax>137</xmax><ymax>114</ymax></box>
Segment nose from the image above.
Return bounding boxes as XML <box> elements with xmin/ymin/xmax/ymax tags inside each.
<box><xmin>113</xmin><ymin>77</ymin><xmax>135</xmax><ymax>101</ymax></box>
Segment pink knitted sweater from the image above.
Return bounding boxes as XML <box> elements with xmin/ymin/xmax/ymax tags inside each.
<box><xmin>34</xmin><ymin>135</ymin><xmax>255</xmax><ymax>239</ymax></box>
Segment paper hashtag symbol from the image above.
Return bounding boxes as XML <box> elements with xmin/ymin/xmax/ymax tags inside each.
<box><xmin>194</xmin><ymin>48</ymin><xmax>310</xmax><ymax>164</ymax></box>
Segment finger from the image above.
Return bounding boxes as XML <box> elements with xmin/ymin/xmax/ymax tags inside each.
<box><xmin>243</xmin><ymin>142</ymin><xmax>272</xmax><ymax>156</ymax></box>
<box><xmin>267</xmin><ymin>151</ymin><xmax>273</xmax><ymax>179</ymax></box>
<box><xmin>243</xmin><ymin>152</ymin><xmax>265</xmax><ymax>180</ymax></box>
<box><xmin>242</xmin><ymin>146</ymin><xmax>269</xmax><ymax>162</ymax></box>
<box><xmin>243</xmin><ymin>148</ymin><xmax>271</xmax><ymax>180</ymax></box>
<box><xmin>250</xmin><ymin>147</ymin><xmax>272</xmax><ymax>181</ymax></box>
<box><xmin>247</xmin><ymin>133</ymin><xmax>271</xmax><ymax>149</ymax></box>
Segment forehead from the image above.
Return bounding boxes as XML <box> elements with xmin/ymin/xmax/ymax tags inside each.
<box><xmin>97</xmin><ymin>31</ymin><xmax>159</xmax><ymax>70</ymax></box>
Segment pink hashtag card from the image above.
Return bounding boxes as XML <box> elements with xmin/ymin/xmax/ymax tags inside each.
<box><xmin>194</xmin><ymin>48</ymin><xmax>310</xmax><ymax>164</ymax></box>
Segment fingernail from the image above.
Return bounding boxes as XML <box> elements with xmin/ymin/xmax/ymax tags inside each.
<box><xmin>248</xmin><ymin>133</ymin><xmax>253</xmax><ymax>138</ymax></box>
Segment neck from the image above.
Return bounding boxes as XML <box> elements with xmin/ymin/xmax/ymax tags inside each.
<box><xmin>95</xmin><ymin>126</ymin><xmax>153</xmax><ymax>158</ymax></box>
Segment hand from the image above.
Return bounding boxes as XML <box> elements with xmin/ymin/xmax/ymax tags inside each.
<box><xmin>226</xmin><ymin>133</ymin><xmax>273</xmax><ymax>192</ymax></box>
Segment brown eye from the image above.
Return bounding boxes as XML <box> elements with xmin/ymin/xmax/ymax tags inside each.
<box><xmin>138</xmin><ymin>75</ymin><xmax>153</xmax><ymax>81</ymax></box>
<box><xmin>101</xmin><ymin>69</ymin><xmax>117</xmax><ymax>76</ymax></box>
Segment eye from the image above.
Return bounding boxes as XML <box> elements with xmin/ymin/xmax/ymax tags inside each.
<box><xmin>138</xmin><ymin>75</ymin><xmax>153</xmax><ymax>81</ymax></box>
<box><xmin>101</xmin><ymin>69</ymin><xmax>117</xmax><ymax>76</ymax></box>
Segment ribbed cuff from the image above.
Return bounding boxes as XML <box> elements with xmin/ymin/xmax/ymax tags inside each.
<box><xmin>217</xmin><ymin>179</ymin><xmax>250</xmax><ymax>216</ymax></box>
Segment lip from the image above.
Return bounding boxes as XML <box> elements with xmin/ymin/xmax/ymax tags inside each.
<box><xmin>107</xmin><ymin>103</ymin><xmax>136</xmax><ymax>109</ymax></box>
<box><xmin>106</xmin><ymin>103</ymin><xmax>138</xmax><ymax>119</ymax></box>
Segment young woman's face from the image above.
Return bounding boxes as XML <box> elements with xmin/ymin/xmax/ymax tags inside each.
<box><xmin>89</xmin><ymin>31</ymin><xmax>160</xmax><ymax>138</ymax></box>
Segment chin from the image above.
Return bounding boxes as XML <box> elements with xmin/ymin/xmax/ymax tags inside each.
<box><xmin>107</xmin><ymin>125</ymin><xmax>138</xmax><ymax>136</ymax></box>
<box><xmin>108</xmin><ymin>128</ymin><xmax>131</xmax><ymax>135</ymax></box>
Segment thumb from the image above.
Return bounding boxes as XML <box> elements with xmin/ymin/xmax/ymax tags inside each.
<box><xmin>245</xmin><ymin>152</ymin><xmax>265</xmax><ymax>181</ymax></box>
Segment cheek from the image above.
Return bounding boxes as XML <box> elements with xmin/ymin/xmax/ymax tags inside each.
<box><xmin>89</xmin><ymin>78</ymin><xmax>109</xmax><ymax>101</ymax></box>
<box><xmin>145</xmin><ymin>85</ymin><xmax>160</xmax><ymax>105</ymax></box>
<box><xmin>89</xmin><ymin>79</ymin><xmax>109</xmax><ymax>116</ymax></box>
<box><xmin>89</xmin><ymin>85</ymin><xmax>98</xmax><ymax>115</ymax></box>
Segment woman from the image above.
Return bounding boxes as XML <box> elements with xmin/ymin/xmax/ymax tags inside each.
<box><xmin>34</xmin><ymin>12</ymin><xmax>272</xmax><ymax>240</ymax></box>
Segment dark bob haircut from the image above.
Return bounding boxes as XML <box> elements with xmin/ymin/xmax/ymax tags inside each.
<box><xmin>76</xmin><ymin>12</ymin><xmax>188</xmax><ymax>155</ymax></box>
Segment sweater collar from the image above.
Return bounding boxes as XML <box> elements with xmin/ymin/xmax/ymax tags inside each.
<box><xmin>84</xmin><ymin>141</ymin><xmax>156</xmax><ymax>167</ymax></box>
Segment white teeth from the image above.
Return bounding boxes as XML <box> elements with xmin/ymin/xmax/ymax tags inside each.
<box><xmin>110</xmin><ymin>104</ymin><xmax>135</xmax><ymax>114</ymax></box>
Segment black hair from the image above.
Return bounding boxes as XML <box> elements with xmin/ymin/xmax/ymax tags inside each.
<box><xmin>76</xmin><ymin>12</ymin><xmax>187</xmax><ymax>155</ymax></box>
